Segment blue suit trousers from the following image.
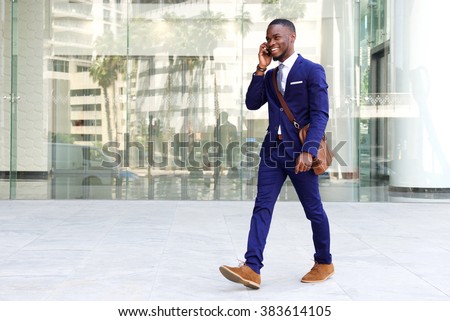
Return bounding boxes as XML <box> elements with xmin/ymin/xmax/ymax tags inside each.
<box><xmin>244</xmin><ymin>141</ymin><xmax>332</xmax><ymax>274</ymax></box>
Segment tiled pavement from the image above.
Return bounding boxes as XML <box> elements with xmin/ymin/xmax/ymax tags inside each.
<box><xmin>0</xmin><ymin>200</ymin><xmax>449</xmax><ymax>301</ymax></box>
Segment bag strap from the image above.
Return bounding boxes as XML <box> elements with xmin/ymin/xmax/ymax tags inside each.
<box><xmin>272</xmin><ymin>67</ymin><xmax>300</xmax><ymax>130</ymax></box>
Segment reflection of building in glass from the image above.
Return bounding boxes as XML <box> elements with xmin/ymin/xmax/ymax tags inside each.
<box><xmin>1</xmin><ymin>0</ymin><xmax>449</xmax><ymax>201</ymax></box>
<box><xmin>48</xmin><ymin>0</ymin><xmax>129</xmax><ymax>147</ymax></box>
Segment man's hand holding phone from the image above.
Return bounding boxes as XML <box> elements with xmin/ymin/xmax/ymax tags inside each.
<box><xmin>257</xmin><ymin>42</ymin><xmax>272</xmax><ymax>73</ymax></box>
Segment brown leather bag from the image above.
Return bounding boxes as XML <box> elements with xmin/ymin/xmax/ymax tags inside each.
<box><xmin>298</xmin><ymin>124</ymin><xmax>333</xmax><ymax>175</ymax></box>
<box><xmin>272</xmin><ymin>67</ymin><xmax>333</xmax><ymax>175</ymax></box>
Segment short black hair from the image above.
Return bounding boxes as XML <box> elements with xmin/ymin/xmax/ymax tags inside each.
<box><xmin>268</xmin><ymin>19</ymin><xmax>296</xmax><ymax>33</ymax></box>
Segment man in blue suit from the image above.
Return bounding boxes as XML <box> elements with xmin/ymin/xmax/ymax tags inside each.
<box><xmin>220</xmin><ymin>19</ymin><xmax>333</xmax><ymax>289</ymax></box>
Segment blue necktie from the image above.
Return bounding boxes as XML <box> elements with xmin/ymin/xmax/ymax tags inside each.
<box><xmin>278</xmin><ymin>63</ymin><xmax>285</xmax><ymax>96</ymax></box>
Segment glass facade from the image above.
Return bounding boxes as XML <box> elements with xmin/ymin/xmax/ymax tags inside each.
<box><xmin>1</xmin><ymin>0</ymin><xmax>449</xmax><ymax>202</ymax></box>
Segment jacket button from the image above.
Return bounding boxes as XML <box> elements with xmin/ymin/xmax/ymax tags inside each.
<box><xmin>280</xmin><ymin>108</ymin><xmax>283</xmax><ymax>111</ymax></box>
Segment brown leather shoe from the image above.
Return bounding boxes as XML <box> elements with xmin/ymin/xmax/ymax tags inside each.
<box><xmin>301</xmin><ymin>262</ymin><xmax>334</xmax><ymax>283</ymax></box>
<box><xmin>219</xmin><ymin>264</ymin><xmax>261</xmax><ymax>289</ymax></box>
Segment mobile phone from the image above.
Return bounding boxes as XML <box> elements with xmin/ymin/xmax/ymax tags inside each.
<box><xmin>264</xmin><ymin>43</ymin><xmax>271</xmax><ymax>56</ymax></box>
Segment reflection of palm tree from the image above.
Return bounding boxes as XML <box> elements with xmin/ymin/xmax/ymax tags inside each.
<box><xmin>163</xmin><ymin>11</ymin><xmax>226</xmax><ymax>57</ymax></box>
<box><xmin>119</xmin><ymin>18</ymin><xmax>163</xmax><ymax>54</ymax></box>
<box><xmin>89</xmin><ymin>55</ymin><xmax>125</xmax><ymax>142</ymax></box>
<box><xmin>92</xmin><ymin>22</ymin><xmax>157</xmax><ymax>144</ymax></box>
<box><xmin>162</xmin><ymin>9</ymin><xmax>251</xmax><ymax>111</ymax></box>
<box><xmin>160</xmin><ymin>10</ymin><xmax>227</xmax><ymax>135</ymax></box>
<box><xmin>261</xmin><ymin>0</ymin><xmax>306</xmax><ymax>20</ymax></box>
<box><xmin>236</xmin><ymin>10</ymin><xmax>252</xmax><ymax>38</ymax></box>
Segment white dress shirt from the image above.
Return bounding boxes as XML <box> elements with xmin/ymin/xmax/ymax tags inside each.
<box><xmin>277</xmin><ymin>51</ymin><xmax>298</xmax><ymax>135</ymax></box>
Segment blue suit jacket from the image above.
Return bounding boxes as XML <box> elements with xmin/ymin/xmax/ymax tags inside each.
<box><xmin>245</xmin><ymin>54</ymin><xmax>329</xmax><ymax>160</ymax></box>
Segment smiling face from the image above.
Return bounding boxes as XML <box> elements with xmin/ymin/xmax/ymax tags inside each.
<box><xmin>266</xmin><ymin>23</ymin><xmax>296</xmax><ymax>62</ymax></box>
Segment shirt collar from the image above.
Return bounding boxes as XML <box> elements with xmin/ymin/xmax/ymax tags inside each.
<box><xmin>279</xmin><ymin>51</ymin><xmax>298</xmax><ymax>69</ymax></box>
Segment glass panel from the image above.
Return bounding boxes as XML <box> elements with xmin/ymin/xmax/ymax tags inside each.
<box><xmin>128</xmin><ymin>2</ymin><xmax>246</xmax><ymax>200</ymax></box>
<box><xmin>317</xmin><ymin>0</ymin><xmax>359</xmax><ymax>201</ymax></box>
<box><xmin>359</xmin><ymin>0</ymin><xmax>450</xmax><ymax>201</ymax></box>
<box><xmin>11</xmin><ymin>0</ymin><xmax>51</xmax><ymax>199</ymax></box>
<box><xmin>0</xmin><ymin>0</ymin><xmax>12</xmax><ymax>199</ymax></box>
<box><xmin>0</xmin><ymin>0</ymin><xmax>19</xmax><ymax>199</ymax></box>
<box><xmin>9</xmin><ymin>0</ymin><xmax>18</xmax><ymax>199</ymax></box>
<box><xmin>48</xmin><ymin>0</ymin><xmax>124</xmax><ymax>199</ymax></box>
<box><xmin>1</xmin><ymin>0</ymin><xmax>362</xmax><ymax>201</ymax></box>
<box><xmin>0</xmin><ymin>0</ymin><xmax>448</xmax><ymax>202</ymax></box>
<box><xmin>124</xmin><ymin>1</ymin><xmax>359</xmax><ymax>201</ymax></box>
<box><xmin>359</xmin><ymin>0</ymin><xmax>392</xmax><ymax>201</ymax></box>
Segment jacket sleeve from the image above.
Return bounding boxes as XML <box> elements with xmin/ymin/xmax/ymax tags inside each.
<box><xmin>245</xmin><ymin>73</ymin><xmax>267</xmax><ymax>110</ymax></box>
<box><xmin>300</xmin><ymin>64</ymin><xmax>329</xmax><ymax>158</ymax></box>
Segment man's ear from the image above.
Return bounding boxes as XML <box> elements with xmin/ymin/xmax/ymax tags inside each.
<box><xmin>290</xmin><ymin>32</ymin><xmax>296</xmax><ymax>43</ymax></box>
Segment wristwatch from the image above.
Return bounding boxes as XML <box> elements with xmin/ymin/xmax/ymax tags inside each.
<box><xmin>256</xmin><ymin>64</ymin><xmax>267</xmax><ymax>72</ymax></box>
